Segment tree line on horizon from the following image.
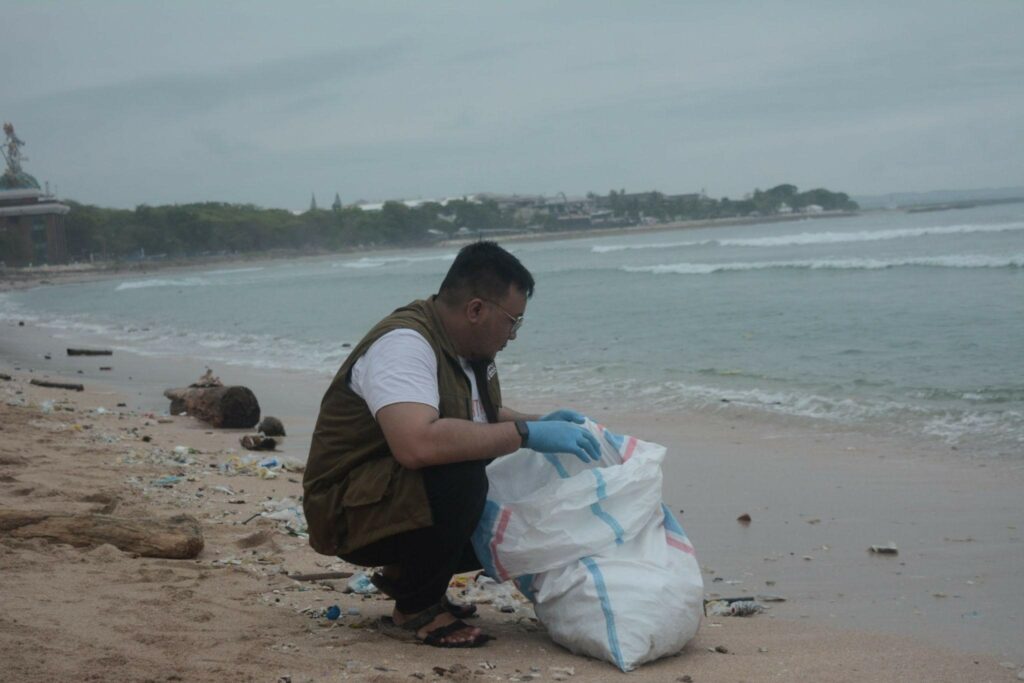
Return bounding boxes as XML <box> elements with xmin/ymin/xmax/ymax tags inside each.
<box><xmin>46</xmin><ymin>184</ymin><xmax>857</xmax><ymax>262</ymax></box>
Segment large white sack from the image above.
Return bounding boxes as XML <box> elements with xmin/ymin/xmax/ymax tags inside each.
<box><xmin>472</xmin><ymin>421</ymin><xmax>703</xmax><ymax>671</ymax></box>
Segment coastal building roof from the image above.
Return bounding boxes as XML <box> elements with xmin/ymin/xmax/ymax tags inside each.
<box><xmin>0</xmin><ymin>170</ymin><xmax>41</xmax><ymax>190</ymax></box>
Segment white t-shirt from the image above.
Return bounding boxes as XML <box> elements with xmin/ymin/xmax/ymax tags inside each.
<box><xmin>349</xmin><ymin>329</ymin><xmax>487</xmax><ymax>423</ymax></box>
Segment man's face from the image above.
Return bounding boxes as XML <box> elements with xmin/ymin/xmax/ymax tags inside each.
<box><xmin>473</xmin><ymin>285</ymin><xmax>527</xmax><ymax>360</ymax></box>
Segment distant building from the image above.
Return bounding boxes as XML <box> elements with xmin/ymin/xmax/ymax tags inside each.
<box><xmin>0</xmin><ymin>123</ymin><xmax>70</xmax><ymax>266</ymax></box>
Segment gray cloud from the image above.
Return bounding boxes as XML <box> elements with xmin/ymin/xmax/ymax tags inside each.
<box><xmin>2</xmin><ymin>1</ymin><xmax>1022</xmax><ymax>208</ymax></box>
<box><xmin>17</xmin><ymin>43</ymin><xmax>409</xmax><ymax>118</ymax></box>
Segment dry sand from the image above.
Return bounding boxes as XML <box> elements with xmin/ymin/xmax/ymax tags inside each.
<box><xmin>2</xmin><ymin>326</ymin><xmax>1023</xmax><ymax>681</ymax></box>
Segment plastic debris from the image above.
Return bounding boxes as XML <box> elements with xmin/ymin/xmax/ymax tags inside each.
<box><xmin>150</xmin><ymin>475</ymin><xmax>183</xmax><ymax>488</ymax></box>
<box><xmin>705</xmin><ymin>599</ymin><xmax>764</xmax><ymax>617</ymax></box>
<box><xmin>458</xmin><ymin>574</ymin><xmax>525</xmax><ymax>613</ymax></box>
<box><xmin>550</xmin><ymin>666</ymin><xmax>575</xmax><ymax>680</ymax></box>
<box><xmin>869</xmin><ymin>542</ymin><xmax>899</xmax><ymax>555</ymax></box>
<box><xmin>325</xmin><ymin>605</ymin><xmax>341</xmax><ymax>620</ymax></box>
<box><xmin>346</xmin><ymin>572</ymin><xmax>378</xmax><ymax>595</ymax></box>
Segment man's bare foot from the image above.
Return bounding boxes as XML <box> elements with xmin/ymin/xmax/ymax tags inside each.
<box><xmin>392</xmin><ymin>607</ymin><xmax>485</xmax><ymax>646</ymax></box>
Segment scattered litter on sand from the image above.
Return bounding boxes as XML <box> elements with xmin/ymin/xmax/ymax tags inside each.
<box><xmin>259</xmin><ymin>497</ymin><xmax>308</xmax><ymax>536</ymax></box>
<box><xmin>456</xmin><ymin>574</ymin><xmax>528</xmax><ymax>613</ymax></box>
<box><xmin>219</xmin><ymin>453</ymin><xmax>304</xmax><ymax>479</ymax></box>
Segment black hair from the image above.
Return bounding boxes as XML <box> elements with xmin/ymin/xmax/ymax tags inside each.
<box><xmin>437</xmin><ymin>241</ymin><xmax>535</xmax><ymax>304</ymax></box>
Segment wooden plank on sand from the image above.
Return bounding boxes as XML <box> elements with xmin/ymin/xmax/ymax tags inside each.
<box><xmin>67</xmin><ymin>348</ymin><xmax>113</xmax><ymax>356</ymax></box>
<box><xmin>30</xmin><ymin>379</ymin><xmax>84</xmax><ymax>391</ymax></box>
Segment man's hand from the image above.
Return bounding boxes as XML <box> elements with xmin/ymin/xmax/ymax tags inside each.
<box><xmin>524</xmin><ymin>421</ymin><xmax>602</xmax><ymax>463</ymax></box>
<box><xmin>540</xmin><ymin>408</ymin><xmax>588</xmax><ymax>424</ymax></box>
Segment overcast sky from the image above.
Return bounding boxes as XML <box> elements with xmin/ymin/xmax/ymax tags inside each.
<box><xmin>3</xmin><ymin>1</ymin><xmax>1022</xmax><ymax>210</ymax></box>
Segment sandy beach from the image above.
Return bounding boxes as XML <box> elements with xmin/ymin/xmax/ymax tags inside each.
<box><xmin>2</xmin><ymin>308</ymin><xmax>1023</xmax><ymax>682</ymax></box>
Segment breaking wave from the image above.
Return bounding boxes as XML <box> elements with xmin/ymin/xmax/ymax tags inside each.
<box><xmin>593</xmin><ymin>221</ymin><xmax>1024</xmax><ymax>253</ymax></box>
<box><xmin>336</xmin><ymin>253</ymin><xmax>456</xmax><ymax>269</ymax></box>
<box><xmin>114</xmin><ymin>277</ymin><xmax>210</xmax><ymax>291</ymax></box>
<box><xmin>622</xmin><ymin>254</ymin><xmax>1024</xmax><ymax>275</ymax></box>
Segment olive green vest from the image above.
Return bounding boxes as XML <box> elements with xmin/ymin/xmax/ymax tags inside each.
<box><xmin>302</xmin><ymin>297</ymin><xmax>503</xmax><ymax>556</ymax></box>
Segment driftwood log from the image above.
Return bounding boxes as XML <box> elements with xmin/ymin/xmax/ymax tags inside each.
<box><xmin>0</xmin><ymin>510</ymin><xmax>204</xmax><ymax>559</ymax></box>
<box><xmin>163</xmin><ymin>385</ymin><xmax>260</xmax><ymax>428</ymax></box>
<box><xmin>30</xmin><ymin>379</ymin><xmax>84</xmax><ymax>391</ymax></box>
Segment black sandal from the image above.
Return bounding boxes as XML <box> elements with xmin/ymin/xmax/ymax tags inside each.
<box><xmin>386</xmin><ymin>602</ymin><xmax>493</xmax><ymax>649</ymax></box>
<box><xmin>370</xmin><ymin>572</ymin><xmax>478</xmax><ymax>619</ymax></box>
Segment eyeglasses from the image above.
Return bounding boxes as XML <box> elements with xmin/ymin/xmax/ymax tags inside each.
<box><xmin>483</xmin><ymin>299</ymin><xmax>525</xmax><ymax>335</ymax></box>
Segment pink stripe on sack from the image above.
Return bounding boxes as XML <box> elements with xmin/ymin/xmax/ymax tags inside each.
<box><xmin>666</xmin><ymin>533</ymin><xmax>696</xmax><ymax>555</ymax></box>
<box><xmin>622</xmin><ymin>437</ymin><xmax>638</xmax><ymax>462</ymax></box>
<box><xmin>489</xmin><ymin>507</ymin><xmax>513</xmax><ymax>581</ymax></box>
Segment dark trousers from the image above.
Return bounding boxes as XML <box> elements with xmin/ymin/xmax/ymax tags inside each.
<box><xmin>339</xmin><ymin>459</ymin><xmax>488</xmax><ymax>614</ymax></box>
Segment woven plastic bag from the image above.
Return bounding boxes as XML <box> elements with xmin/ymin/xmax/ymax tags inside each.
<box><xmin>472</xmin><ymin>420</ymin><xmax>703</xmax><ymax>671</ymax></box>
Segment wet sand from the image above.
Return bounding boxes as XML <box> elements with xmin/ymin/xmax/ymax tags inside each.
<box><xmin>2</xmin><ymin>315</ymin><xmax>1023</xmax><ymax>681</ymax></box>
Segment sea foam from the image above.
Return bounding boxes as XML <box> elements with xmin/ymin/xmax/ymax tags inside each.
<box><xmin>336</xmin><ymin>253</ymin><xmax>456</xmax><ymax>269</ymax></box>
<box><xmin>114</xmin><ymin>277</ymin><xmax>210</xmax><ymax>291</ymax></box>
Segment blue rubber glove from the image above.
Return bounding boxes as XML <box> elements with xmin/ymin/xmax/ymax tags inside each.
<box><xmin>525</xmin><ymin>421</ymin><xmax>602</xmax><ymax>463</ymax></box>
<box><xmin>540</xmin><ymin>408</ymin><xmax>587</xmax><ymax>424</ymax></box>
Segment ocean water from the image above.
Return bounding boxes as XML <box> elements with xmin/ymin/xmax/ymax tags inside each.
<box><xmin>2</xmin><ymin>204</ymin><xmax>1022</xmax><ymax>458</ymax></box>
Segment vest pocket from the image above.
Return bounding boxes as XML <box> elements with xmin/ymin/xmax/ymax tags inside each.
<box><xmin>338</xmin><ymin>457</ymin><xmax>433</xmax><ymax>553</ymax></box>
<box><xmin>341</xmin><ymin>457</ymin><xmax>396</xmax><ymax>507</ymax></box>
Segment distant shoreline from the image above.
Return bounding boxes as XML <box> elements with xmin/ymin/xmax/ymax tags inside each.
<box><xmin>443</xmin><ymin>209</ymin><xmax>858</xmax><ymax>247</ymax></box>
<box><xmin>0</xmin><ymin>209</ymin><xmax>859</xmax><ymax>293</ymax></box>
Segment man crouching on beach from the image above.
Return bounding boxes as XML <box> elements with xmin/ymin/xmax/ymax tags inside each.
<box><xmin>303</xmin><ymin>241</ymin><xmax>601</xmax><ymax>648</ymax></box>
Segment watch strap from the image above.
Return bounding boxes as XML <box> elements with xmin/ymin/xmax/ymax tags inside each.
<box><xmin>514</xmin><ymin>419</ymin><xmax>529</xmax><ymax>448</ymax></box>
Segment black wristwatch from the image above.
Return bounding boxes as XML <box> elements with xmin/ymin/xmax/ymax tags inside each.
<box><xmin>514</xmin><ymin>419</ymin><xmax>530</xmax><ymax>448</ymax></box>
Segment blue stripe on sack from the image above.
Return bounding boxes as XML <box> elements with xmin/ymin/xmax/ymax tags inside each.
<box><xmin>661</xmin><ymin>503</ymin><xmax>688</xmax><ymax>536</ymax></box>
<box><xmin>514</xmin><ymin>573</ymin><xmax>538</xmax><ymax>602</ymax></box>
<box><xmin>543</xmin><ymin>452</ymin><xmax>571</xmax><ymax>479</ymax></box>
<box><xmin>472</xmin><ymin>500</ymin><xmax>502</xmax><ymax>579</ymax></box>
<box><xmin>590</xmin><ymin>469</ymin><xmax>625</xmax><ymax>545</ymax></box>
<box><xmin>580</xmin><ymin>556</ymin><xmax>627</xmax><ymax>671</ymax></box>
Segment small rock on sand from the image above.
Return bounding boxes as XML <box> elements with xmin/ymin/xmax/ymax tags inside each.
<box><xmin>258</xmin><ymin>416</ymin><xmax>286</xmax><ymax>436</ymax></box>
